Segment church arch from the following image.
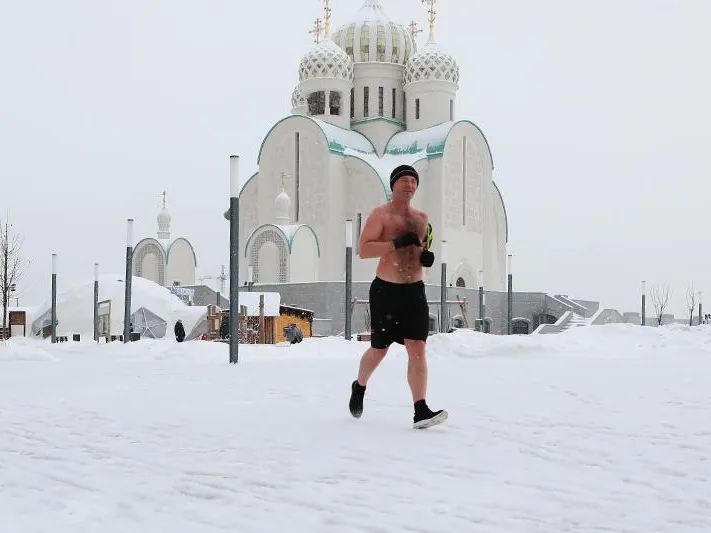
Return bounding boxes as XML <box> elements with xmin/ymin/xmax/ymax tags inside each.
<box><xmin>290</xmin><ymin>225</ymin><xmax>321</xmax><ymax>256</ymax></box>
<box><xmin>167</xmin><ymin>237</ymin><xmax>197</xmax><ymax>266</ymax></box>
<box><xmin>246</xmin><ymin>227</ymin><xmax>289</xmax><ymax>283</ymax></box>
<box><xmin>452</xmin><ymin>263</ymin><xmax>477</xmax><ymax>289</ymax></box>
<box><xmin>133</xmin><ymin>239</ymin><xmax>166</xmax><ymax>286</ymax></box>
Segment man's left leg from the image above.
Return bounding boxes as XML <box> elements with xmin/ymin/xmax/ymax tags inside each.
<box><xmin>404</xmin><ymin>339</ymin><xmax>448</xmax><ymax>429</ymax></box>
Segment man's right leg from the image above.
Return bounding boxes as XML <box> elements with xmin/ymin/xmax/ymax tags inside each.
<box><xmin>357</xmin><ymin>346</ymin><xmax>389</xmax><ymax>386</ymax></box>
<box><xmin>350</xmin><ymin>346</ymin><xmax>388</xmax><ymax>418</ymax></box>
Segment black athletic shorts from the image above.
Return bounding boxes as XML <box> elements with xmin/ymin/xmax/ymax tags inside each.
<box><xmin>369</xmin><ymin>277</ymin><xmax>429</xmax><ymax>349</ymax></box>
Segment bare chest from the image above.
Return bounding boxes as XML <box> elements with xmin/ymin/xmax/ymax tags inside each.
<box><xmin>382</xmin><ymin>212</ymin><xmax>426</xmax><ymax>240</ymax></box>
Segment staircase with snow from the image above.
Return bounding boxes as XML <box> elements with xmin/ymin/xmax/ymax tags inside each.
<box><xmin>561</xmin><ymin>313</ymin><xmax>589</xmax><ymax>331</ymax></box>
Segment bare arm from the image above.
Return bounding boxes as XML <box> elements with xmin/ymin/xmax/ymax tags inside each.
<box><xmin>358</xmin><ymin>209</ymin><xmax>394</xmax><ymax>259</ymax></box>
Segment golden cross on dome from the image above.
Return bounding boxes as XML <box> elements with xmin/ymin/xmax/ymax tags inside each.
<box><xmin>309</xmin><ymin>18</ymin><xmax>323</xmax><ymax>44</ymax></box>
<box><xmin>407</xmin><ymin>20</ymin><xmax>423</xmax><ymax>40</ymax></box>
<box><xmin>323</xmin><ymin>0</ymin><xmax>332</xmax><ymax>35</ymax></box>
<box><xmin>421</xmin><ymin>0</ymin><xmax>436</xmax><ymax>36</ymax></box>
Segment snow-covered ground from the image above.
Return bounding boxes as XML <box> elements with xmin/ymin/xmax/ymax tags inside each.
<box><xmin>2</xmin><ymin>324</ymin><xmax>710</xmax><ymax>532</ymax></box>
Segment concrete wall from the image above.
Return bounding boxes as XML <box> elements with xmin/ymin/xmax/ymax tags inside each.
<box><xmin>239</xmin><ymin>282</ymin><xmax>579</xmax><ymax>336</ymax></box>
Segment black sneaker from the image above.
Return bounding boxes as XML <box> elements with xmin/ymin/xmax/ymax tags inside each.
<box><xmin>349</xmin><ymin>380</ymin><xmax>366</xmax><ymax>418</ymax></box>
<box><xmin>413</xmin><ymin>400</ymin><xmax>448</xmax><ymax>429</ymax></box>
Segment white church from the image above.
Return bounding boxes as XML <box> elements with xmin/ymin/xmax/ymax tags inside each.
<box><xmin>132</xmin><ymin>193</ymin><xmax>197</xmax><ymax>288</ymax></box>
<box><xmin>236</xmin><ymin>0</ymin><xmax>508</xmax><ymax>291</ymax></box>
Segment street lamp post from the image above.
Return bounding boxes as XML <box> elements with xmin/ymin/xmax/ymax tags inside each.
<box><xmin>229</xmin><ymin>155</ymin><xmax>240</xmax><ymax>364</ymax></box>
<box><xmin>507</xmin><ymin>254</ymin><xmax>513</xmax><ymax>335</ymax></box>
<box><xmin>94</xmin><ymin>263</ymin><xmax>99</xmax><ymax>342</ymax></box>
<box><xmin>51</xmin><ymin>253</ymin><xmax>57</xmax><ymax>343</ymax></box>
<box><xmin>641</xmin><ymin>280</ymin><xmax>646</xmax><ymax>326</ymax></box>
<box><xmin>123</xmin><ymin>219</ymin><xmax>133</xmax><ymax>343</ymax></box>
<box><xmin>698</xmin><ymin>291</ymin><xmax>702</xmax><ymax>326</ymax></box>
<box><xmin>440</xmin><ymin>240</ymin><xmax>447</xmax><ymax>333</ymax></box>
<box><xmin>478</xmin><ymin>269</ymin><xmax>485</xmax><ymax>332</ymax></box>
<box><xmin>345</xmin><ymin>218</ymin><xmax>353</xmax><ymax>340</ymax></box>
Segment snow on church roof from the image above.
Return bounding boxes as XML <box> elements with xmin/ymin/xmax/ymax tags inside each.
<box><xmin>342</xmin><ymin>121</ymin><xmax>459</xmax><ymax>197</ymax></box>
<box><xmin>254</xmin><ymin>115</ymin><xmax>492</xmax><ymax>200</ymax></box>
<box><xmin>385</xmin><ymin>121</ymin><xmax>455</xmax><ymax>156</ymax></box>
<box><xmin>311</xmin><ymin>117</ymin><xmax>375</xmax><ymax>154</ymax></box>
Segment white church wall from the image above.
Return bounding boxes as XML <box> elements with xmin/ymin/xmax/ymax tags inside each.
<box><xmin>484</xmin><ymin>184</ymin><xmax>508</xmax><ymax>292</ymax></box>
<box><xmin>434</xmin><ymin>121</ymin><xmax>498</xmax><ymax>288</ymax></box>
<box><xmin>352</xmin><ymin>63</ymin><xmax>405</xmax><ymax>126</ymax></box>
<box><xmin>345</xmin><ymin>156</ymin><xmax>388</xmax><ymax>282</ymax></box>
<box><xmin>404</xmin><ymin>80</ymin><xmax>457</xmax><ymax>131</ymax></box>
<box><xmin>166</xmin><ymin>239</ymin><xmax>196</xmax><ymax>286</ymax></box>
<box><xmin>239</xmin><ymin>175</ymin><xmax>259</xmax><ymax>246</ymax></box>
<box><xmin>413</xmin><ymin>157</ymin><xmax>442</xmax><ymax>285</ymax></box>
<box><xmin>255</xmin><ymin>116</ymin><xmax>330</xmax><ymax>231</ymax></box>
<box><xmin>321</xmin><ymin>155</ymin><xmax>347</xmax><ymax>281</ymax></box>
<box><xmin>289</xmin><ymin>228</ymin><xmax>318</xmax><ymax>282</ymax></box>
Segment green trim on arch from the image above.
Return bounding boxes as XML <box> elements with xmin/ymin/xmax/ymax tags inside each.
<box><xmin>384</xmin><ymin>120</ymin><xmax>495</xmax><ymax>169</ymax></box>
<box><xmin>492</xmin><ymin>181</ymin><xmax>509</xmax><ymax>243</ymax></box>
<box><xmin>257</xmin><ymin>114</ymin><xmax>376</xmax><ymax>165</ymax></box>
<box><xmin>244</xmin><ymin>223</ymin><xmax>321</xmax><ymax>258</ymax></box>
<box><xmin>133</xmin><ymin>238</ymin><xmax>167</xmax><ymax>258</ymax></box>
<box><xmin>167</xmin><ymin>237</ymin><xmax>198</xmax><ymax>266</ymax></box>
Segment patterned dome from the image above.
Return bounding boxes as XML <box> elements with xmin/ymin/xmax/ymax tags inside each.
<box><xmin>332</xmin><ymin>1</ymin><xmax>416</xmax><ymax>65</ymax></box>
<box><xmin>404</xmin><ymin>36</ymin><xmax>459</xmax><ymax>87</ymax></box>
<box><xmin>291</xmin><ymin>86</ymin><xmax>306</xmax><ymax>109</ymax></box>
<box><xmin>298</xmin><ymin>36</ymin><xmax>353</xmax><ymax>83</ymax></box>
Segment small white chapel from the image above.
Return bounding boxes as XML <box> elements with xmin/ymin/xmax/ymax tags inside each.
<box><xmin>132</xmin><ymin>192</ymin><xmax>198</xmax><ymax>288</ymax></box>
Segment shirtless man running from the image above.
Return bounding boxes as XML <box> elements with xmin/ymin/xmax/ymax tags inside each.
<box><xmin>348</xmin><ymin>164</ymin><xmax>448</xmax><ymax>429</ymax></box>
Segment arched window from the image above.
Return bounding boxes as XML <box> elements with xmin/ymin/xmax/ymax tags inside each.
<box><xmin>133</xmin><ymin>242</ymin><xmax>165</xmax><ymax>286</ymax></box>
<box><xmin>249</xmin><ymin>229</ymin><xmax>289</xmax><ymax>283</ymax></box>
<box><xmin>329</xmin><ymin>91</ymin><xmax>341</xmax><ymax>116</ymax></box>
<box><xmin>456</xmin><ymin>277</ymin><xmax>466</xmax><ymax>287</ymax></box>
<box><xmin>308</xmin><ymin>91</ymin><xmax>325</xmax><ymax>115</ymax></box>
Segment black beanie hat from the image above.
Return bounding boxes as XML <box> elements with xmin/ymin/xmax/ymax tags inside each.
<box><xmin>390</xmin><ymin>164</ymin><xmax>419</xmax><ymax>190</ymax></box>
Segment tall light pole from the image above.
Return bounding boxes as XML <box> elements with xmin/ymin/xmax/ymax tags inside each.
<box><xmin>641</xmin><ymin>280</ymin><xmax>646</xmax><ymax>326</ymax></box>
<box><xmin>94</xmin><ymin>263</ymin><xmax>99</xmax><ymax>342</ymax></box>
<box><xmin>478</xmin><ymin>269</ymin><xmax>485</xmax><ymax>332</ymax></box>
<box><xmin>344</xmin><ymin>218</ymin><xmax>353</xmax><ymax>340</ymax></box>
<box><xmin>229</xmin><ymin>155</ymin><xmax>240</xmax><ymax>364</ymax></box>
<box><xmin>123</xmin><ymin>219</ymin><xmax>133</xmax><ymax>343</ymax></box>
<box><xmin>698</xmin><ymin>290</ymin><xmax>702</xmax><ymax>326</ymax></box>
<box><xmin>440</xmin><ymin>239</ymin><xmax>447</xmax><ymax>333</ymax></box>
<box><xmin>51</xmin><ymin>253</ymin><xmax>57</xmax><ymax>343</ymax></box>
<box><xmin>507</xmin><ymin>254</ymin><xmax>513</xmax><ymax>335</ymax></box>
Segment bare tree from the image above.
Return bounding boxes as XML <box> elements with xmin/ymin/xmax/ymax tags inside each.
<box><xmin>650</xmin><ymin>283</ymin><xmax>671</xmax><ymax>326</ymax></box>
<box><xmin>686</xmin><ymin>282</ymin><xmax>697</xmax><ymax>326</ymax></box>
<box><xmin>0</xmin><ymin>217</ymin><xmax>29</xmax><ymax>338</ymax></box>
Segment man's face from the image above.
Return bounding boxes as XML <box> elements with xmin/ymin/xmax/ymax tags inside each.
<box><xmin>393</xmin><ymin>174</ymin><xmax>418</xmax><ymax>198</ymax></box>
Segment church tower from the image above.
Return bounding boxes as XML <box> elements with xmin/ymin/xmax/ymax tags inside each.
<box><xmin>296</xmin><ymin>0</ymin><xmax>354</xmax><ymax>129</ymax></box>
<box><xmin>404</xmin><ymin>0</ymin><xmax>460</xmax><ymax>130</ymax></box>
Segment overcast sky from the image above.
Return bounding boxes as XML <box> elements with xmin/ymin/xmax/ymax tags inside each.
<box><xmin>1</xmin><ymin>0</ymin><xmax>709</xmax><ymax>318</ymax></box>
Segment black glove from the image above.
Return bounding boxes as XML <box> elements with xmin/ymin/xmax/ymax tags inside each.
<box><xmin>420</xmin><ymin>250</ymin><xmax>435</xmax><ymax>267</ymax></box>
<box><xmin>393</xmin><ymin>232</ymin><xmax>421</xmax><ymax>249</ymax></box>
